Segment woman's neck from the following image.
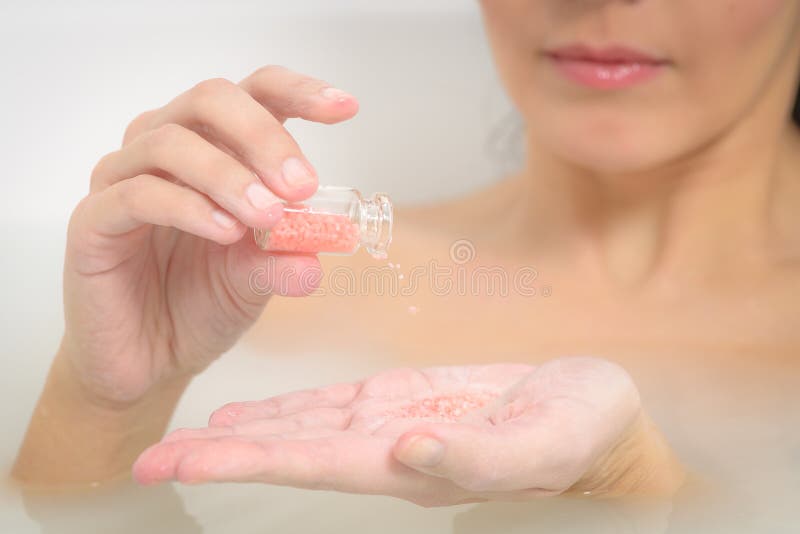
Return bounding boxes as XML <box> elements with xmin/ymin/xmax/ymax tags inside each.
<box><xmin>514</xmin><ymin>96</ymin><xmax>800</xmax><ymax>290</ymax></box>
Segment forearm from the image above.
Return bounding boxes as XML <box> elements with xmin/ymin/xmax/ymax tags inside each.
<box><xmin>567</xmin><ymin>410</ymin><xmax>686</xmax><ymax>498</ymax></box>
<box><xmin>12</xmin><ymin>348</ymin><xmax>191</xmax><ymax>488</ymax></box>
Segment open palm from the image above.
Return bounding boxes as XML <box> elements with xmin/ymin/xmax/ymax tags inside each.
<box><xmin>133</xmin><ymin>357</ymin><xmax>642</xmax><ymax>506</ymax></box>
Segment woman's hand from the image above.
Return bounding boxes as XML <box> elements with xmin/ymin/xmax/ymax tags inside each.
<box><xmin>13</xmin><ymin>66</ymin><xmax>358</xmax><ymax>485</ymax></box>
<box><xmin>62</xmin><ymin>65</ymin><xmax>358</xmax><ymax>406</ymax></box>
<box><xmin>133</xmin><ymin>357</ymin><xmax>685</xmax><ymax>506</ymax></box>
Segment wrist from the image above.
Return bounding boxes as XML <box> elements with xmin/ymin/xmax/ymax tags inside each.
<box><xmin>56</xmin><ymin>337</ymin><xmax>193</xmax><ymax>412</ymax></box>
<box><xmin>567</xmin><ymin>411</ymin><xmax>686</xmax><ymax>498</ymax></box>
<box><xmin>12</xmin><ymin>346</ymin><xmax>191</xmax><ymax>488</ymax></box>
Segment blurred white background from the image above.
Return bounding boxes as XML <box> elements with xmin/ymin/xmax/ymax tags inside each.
<box><xmin>0</xmin><ymin>2</ymin><xmax>521</xmax><ymax>531</ymax></box>
<box><xmin>0</xmin><ymin>0</ymin><xmax>519</xmax><ymax>226</ymax></box>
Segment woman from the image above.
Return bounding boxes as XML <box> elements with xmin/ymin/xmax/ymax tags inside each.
<box><xmin>13</xmin><ymin>0</ymin><xmax>800</xmax><ymax>508</ymax></box>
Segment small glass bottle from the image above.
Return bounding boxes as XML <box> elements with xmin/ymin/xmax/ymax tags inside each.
<box><xmin>253</xmin><ymin>186</ymin><xmax>393</xmax><ymax>258</ymax></box>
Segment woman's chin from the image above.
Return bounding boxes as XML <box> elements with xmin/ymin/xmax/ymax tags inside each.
<box><xmin>543</xmin><ymin>135</ymin><xmax>687</xmax><ymax>180</ymax></box>
<box><xmin>564</xmin><ymin>153</ymin><xmax>667</xmax><ymax>179</ymax></box>
<box><xmin>526</xmin><ymin>107</ymin><xmax>701</xmax><ymax>178</ymax></box>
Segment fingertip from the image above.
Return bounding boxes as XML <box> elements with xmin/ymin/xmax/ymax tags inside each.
<box><xmin>132</xmin><ymin>439</ymin><xmax>208</xmax><ymax>486</ymax></box>
<box><xmin>315</xmin><ymin>89</ymin><xmax>360</xmax><ymax>124</ymax></box>
<box><xmin>282</xmin><ymin>181</ymin><xmax>320</xmax><ymax>203</ymax></box>
<box><xmin>212</xmin><ymin>223</ymin><xmax>248</xmax><ymax>246</ymax></box>
<box><xmin>132</xmin><ymin>445</ymin><xmax>170</xmax><ymax>486</ymax></box>
<box><xmin>328</xmin><ymin>96</ymin><xmax>359</xmax><ymax>119</ymax></box>
<box><xmin>319</xmin><ymin>99</ymin><xmax>359</xmax><ymax>124</ymax></box>
<box><xmin>243</xmin><ymin>185</ymin><xmax>286</xmax><ymax>229</ymax></box>
<box><xmin>320</xmin><ymin>87</ymin><xmax>352</xmax><ymax>102</ymax></box>
<box><xmin>208</xmin><ymin>206</ymin><xmax>249</xmax><ymax>245</ymax></box>
<box><xmin>259</xmin><ymin>161</ymin><xmax>318</xmax><ymax>204</ymax></box>
<box><xmin>208</xmin><ymin>402</ymin><xmax>244</xmax><ymax>427</ymax></box>
<box><xmin>393</xmin><ymin>433</ymin><xmax>446</xmax><ymax>469</ymax></box>
<box><xmin>131</xmin><ymin>459</ymin><xmax>148</xmax><ymax>485</ymax></box>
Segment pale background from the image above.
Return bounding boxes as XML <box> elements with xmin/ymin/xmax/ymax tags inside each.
<box><xmin>0</xmin><ymin>0</ymin><xmax>520</xmax><ymax>226</ymax></box>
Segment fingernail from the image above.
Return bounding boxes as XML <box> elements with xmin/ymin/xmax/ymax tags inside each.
<box><xmin>321</xmin><ymin>87</ymin><xmax>352</xmax><ymax>102</ymax></box>
<box><xmin>212</xmin><ymin>209</ymin><xmax>237</xmax><ymax>229</ymax></box>
<box><xmin>281</xmin><ymin>157</ymin><xmax>316</xmax><ymax>189</ymax></box>
<box><xmin>246</xmin><ymin>182</ymin><xmax>278</xmax><ymax>210</ymax></box>
<box><xmin>400</xmin><ymin>436</ymin><xmax>445</xmax><ymax>467</ymax></box>
<box><xmin>264</xmin><ymin>202</ymin><xmax>284</xmax><ymax>224</ymax></box>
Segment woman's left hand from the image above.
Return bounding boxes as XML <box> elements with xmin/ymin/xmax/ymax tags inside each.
<box><xmin>133</xmin><ymin>357</ymin><xmax>682</xmax><ymax>505</ymax></box>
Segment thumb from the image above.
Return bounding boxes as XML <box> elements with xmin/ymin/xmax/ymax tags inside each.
<box><xmin>393</xmin><ymin>423</ymin><xmax>507</xmax><ymax>492</ymax></box>
<box><xmin>392</xmin><ymin>421</ymin><xmax>569</xmax><ymax>494</ymax></box>
<box><xmin>227</xmin><ymin>235</ymin><xmax>322</xmax><ymax>299</ymax></box>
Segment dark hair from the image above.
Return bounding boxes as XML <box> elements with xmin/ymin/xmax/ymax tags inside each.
<box><xmin>794</xmin><ymin>84</ymin><xmax>800</xmax><ymax>126</ymax></box>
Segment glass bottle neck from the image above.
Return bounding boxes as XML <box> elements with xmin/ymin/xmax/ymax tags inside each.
<box><xmin>357</xmin><ymin>193</ymin><xmax>392</xmax><ymax>259</ymax></box>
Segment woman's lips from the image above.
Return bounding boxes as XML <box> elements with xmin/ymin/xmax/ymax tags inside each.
<box><xmin>544</xmin><ymin>44</ymin><xmax>668</xmax><ymax>90</ymax></box>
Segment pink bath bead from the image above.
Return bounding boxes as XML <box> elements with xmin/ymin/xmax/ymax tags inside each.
<box><xmin>265</xmin><ymin>211</ymin><xmax>361</xmax><ymax>253</ymax></box>
<box><xmin>389</xmin><ymin>393</ymin><xmax>495</xmax><ymax>422</ymax></box>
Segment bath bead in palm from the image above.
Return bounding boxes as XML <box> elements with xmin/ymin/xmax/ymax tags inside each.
<box><xmin>389</xmin><ymin>393</ymin><xmax>496</xmax><ymax>422</ymax></box>
<box><xmin>254</xmin><ymin>186</ymin><xmax>392</xmax><ymax>258</ymax></box>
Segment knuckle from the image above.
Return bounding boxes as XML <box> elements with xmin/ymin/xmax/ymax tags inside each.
<box><xmin>289</xmin><ymin>74</ymin><xmax>325</xmax><ymax>93</ymax></box>
<box><xmin>285</xmin><ymin>77</ymin><xmax>325</xmax><ymax>114</ymax></box>
<box><xmin>67</xmin><ymin>194</ymin><xmax>93</xmax><ymax>237</ymax></box>
<box><xmin>152</xmin><ymin>122</ymin><xmax>185</xmax><ymax>143</ymax></box>
<box><xmin>251</xmin><ymin>64</ymin><xmax>289</xmax><ymax>81</ymax></box>
<box><xmin>116</xmin><ymin>176</ymin><xmax>147</xmax><ymax>215</ymax></box>
<box><xmin>284</xmin><ymin>94</ymin><xmax>315</xmax><ymax>117</ymax></box>
<box><xmin>205</xmin><ymin>160</ymin><xmax>242</xmax><ymax>191</ymax></box>
<box><xmin>190</xmin><ymin>77</ymin><xmax>236</xmax><ymax>101</ymax></box>
<box><xmin>66</xmin><ymin>194</ymin><xmax>107</xmax><ymax>255</ymax></box>
<box><xmin>89</xmin><ymin>151</ymin><xmax>117</xmax><ymax>191</ymax></box>
<box><xmin>123</xmin><ymin>110</ymin><xmax>156</xmax><ymax>145</ymax></box>
<box><xmin>250</xmin><ymin>65</ymin><xmax>322</xmax><ymax>115</ymax></box>
<box><xmin>142</xmin><ymin>123</ymin><xmax>185</xmax><ymax>159</ymax></box>
<box><xmin>237</xmin><ymin>118</ymin><xmax>271</xmax><ymax>147</ymax></box>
